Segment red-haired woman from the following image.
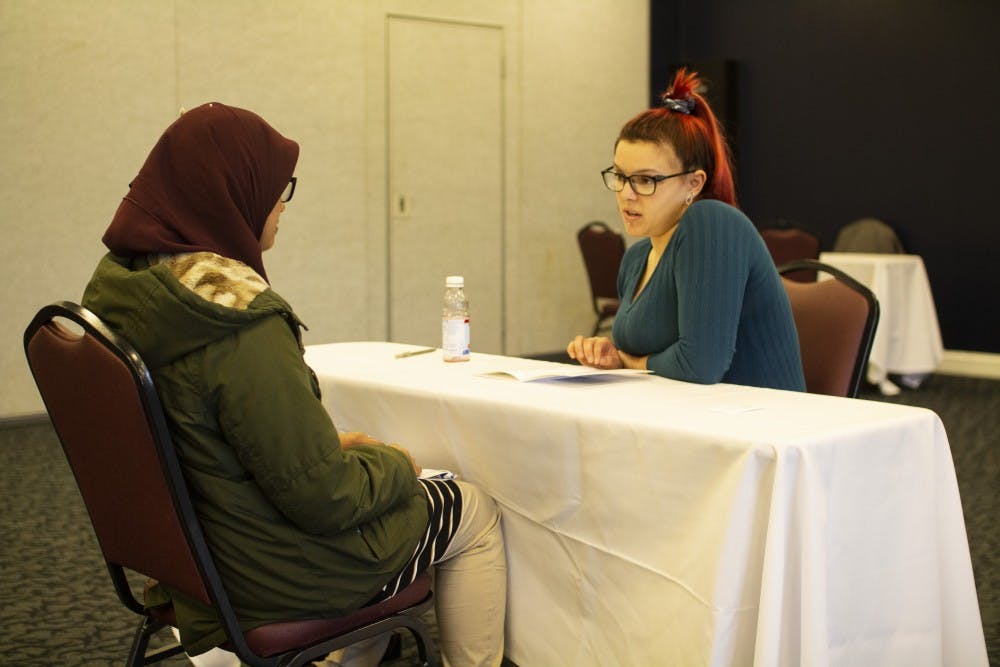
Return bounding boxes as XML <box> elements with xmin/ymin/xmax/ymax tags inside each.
<box><xmin>567</xmin><ymin>69</ymin><xmax>805</xmax><ymax>391</ymax></box>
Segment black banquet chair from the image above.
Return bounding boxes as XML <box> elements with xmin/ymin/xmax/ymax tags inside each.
<box><xmin>777</xmin><ymin>261</ymin><xmax>879</xmax><ymax>398</ymax></box>
<box><xmin>577</xmin><ymin>221</ymin><xmax>625</xmax><ymax>336</ymax></box>
<box><xmin>23</xmin><ymin>301</ymin><xmax>438</xmax><ymax>667</ymax></box>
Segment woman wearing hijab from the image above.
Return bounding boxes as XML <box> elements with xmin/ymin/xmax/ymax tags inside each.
<box><xmin>82</xmin><ymin>103</ymin><xmax>506</xmax><ymax>666</ymax></box>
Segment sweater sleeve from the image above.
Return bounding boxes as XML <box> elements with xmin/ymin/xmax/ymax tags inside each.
<box><xmin>208</xmin><ymin>314</ymin><xmax>420</xmax><ymax>535</ymax></box>
<box><xmin>644</xmin><ymin>202</ymin><xmax>752</xmax><ymax>383</ymax></box>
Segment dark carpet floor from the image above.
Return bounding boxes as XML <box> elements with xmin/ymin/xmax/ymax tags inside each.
<box><xmin>1</xmin><ymin>372</ymin><xmax>996</xmax><ymax>665</ymax></box>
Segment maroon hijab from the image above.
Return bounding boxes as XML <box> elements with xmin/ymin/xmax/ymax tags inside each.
<box><xmin>103</xmin><ymin>102</ymin><xmax>299</xmax><ymax>281</ymax></box>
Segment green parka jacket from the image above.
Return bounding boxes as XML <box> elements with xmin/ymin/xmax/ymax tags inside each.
<box><xmin>82</xmin><ymin>252</ymin><xmax>428</xmax><ymax>655</ymax></box>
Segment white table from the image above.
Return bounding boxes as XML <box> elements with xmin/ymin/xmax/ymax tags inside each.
<box><xmin>819</xmin><ymin>253</ymin><xmax>944</xmax><ymax>394</ymax></box>
<box><xmin>304</xmin><ymin>342</ymin><xmax>986</xmax><ymax>667</ymax></box>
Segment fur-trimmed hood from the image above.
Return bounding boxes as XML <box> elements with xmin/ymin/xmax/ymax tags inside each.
<box><xmin>82</xmin><ymin>251</ymin><xmax>302</xmax><ymax>369</ymax></box>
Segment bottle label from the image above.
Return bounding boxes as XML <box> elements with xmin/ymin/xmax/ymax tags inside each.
<box><xmin>442</xmin><ymin>317</ymin><xmax>470</xmax><ymax>361</ymax></box>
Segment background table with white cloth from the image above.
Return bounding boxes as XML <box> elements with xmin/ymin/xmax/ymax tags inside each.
<box><xmin>819</xmin><ymin>252</ymin><xmax>945</xmax><ymax>394</ymax></box>
<box><xmin>304</xmin><ymin>342</ymin><xmax>986</xmax><ymax>667</ymax></box>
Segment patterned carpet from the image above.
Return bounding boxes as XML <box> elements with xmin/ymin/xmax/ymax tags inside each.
<box><xmin>1</xmin><ymin>372</ymin><xmax>996</xmax><ymax>666</ymax></box>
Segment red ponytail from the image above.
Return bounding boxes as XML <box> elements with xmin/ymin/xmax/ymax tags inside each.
<box><xmin>617</xmin><ymin>68</ymin><xmax>737</xmax><ymax>207</ymax></box>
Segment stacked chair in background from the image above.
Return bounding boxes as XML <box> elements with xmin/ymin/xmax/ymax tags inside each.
<box><xmin>758</xmin><ymin>219</ymin><xmax>822</xmax><ymax>282</ymax></box>
<box><xmin>577</xmin><ymin>221</ymin><xmax>625</xmax><ymax>336</ymax></box>
<box><xmin>833</xmin><ymin>217</ymin><xmax>906</xmax><ymax>254</ymax></box>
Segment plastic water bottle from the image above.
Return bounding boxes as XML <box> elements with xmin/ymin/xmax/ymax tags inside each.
<box><xmin>442</xmin><ymin>276</ymin><xmax>470</xmax><ymax>362</ymax></box>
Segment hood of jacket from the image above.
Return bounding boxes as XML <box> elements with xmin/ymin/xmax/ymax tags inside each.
<box><xmin>82</xmin><ymin>253</ymin><xmax>300</xmax><ymax>370</ymax></box>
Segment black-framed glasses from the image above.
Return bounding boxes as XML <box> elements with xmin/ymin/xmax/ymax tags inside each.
<box><xmin>601</xmin><ymin>167</ymin><xmax>694</xmax><ymax>196</ymax></box>
<box><xmin>280</xmin><ymin>176</ymin><xmax>297</xmax><ymax>203</ymax></box>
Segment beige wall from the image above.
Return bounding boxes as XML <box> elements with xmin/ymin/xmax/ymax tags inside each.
<box><xmin>0</xmin><ymin>0</ymin><xmax>647</xmax><ymax>418</ymax></box>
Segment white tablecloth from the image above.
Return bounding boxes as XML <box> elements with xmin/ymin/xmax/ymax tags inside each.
<box><xmin>304</xmin><ymin>342</ymin><xmax>986</xmax><ymax>667</ymax></box>
<box><xmin>819</xmin><ymin>253</ymin><xmax>944</xmax><ymax>386</ymax></box>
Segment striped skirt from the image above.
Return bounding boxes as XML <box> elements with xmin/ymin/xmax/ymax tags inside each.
<box><xmin>367</xmin><ymin>478</ymin><xmax>463</xmax><ymax>603</ymax></box>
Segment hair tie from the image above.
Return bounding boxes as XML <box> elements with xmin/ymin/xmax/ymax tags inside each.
<box><xmin>662</xmin><ymin>95</ymin><xmax>695</xmax><ymax>115</ymax></box>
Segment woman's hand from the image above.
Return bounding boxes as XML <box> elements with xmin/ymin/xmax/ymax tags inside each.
<box><xmin>337</xmin><ymin>431</ymin><xmax>422</xmax><ymax>477</ymax></box>
<box><xmin>338</xmin><ymin>431</ymin><xmax>381</xmax><ymax>449</ymax></box>
<box><xmin>339</xmin><ymin>432</ymin><xmax>421</xmax><ymax>475</ymax></box>
<box><xmin>566</xmin><ymin>335</ymin><xmax>624</xmax><ymax>369</ymax></box>
<box><xmin>618</xmin><ymin>350</ymin><xmax>649</xmax><ymax>371</ymax></box>
<box><xmin>388</xmin><ymin>444</ymin><xmax>422</xmax><ymax>476</ymax></box>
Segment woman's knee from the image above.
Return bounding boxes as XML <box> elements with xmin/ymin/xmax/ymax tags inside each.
<box><xmin>439</xmin><ymin>481</ymin><xmax>503</xmax><ymax>562</ymax></box>
<box><xmin>457</xmin><ymin>481</ymin><xmax>501</xmax><ymax>530</ymax></box>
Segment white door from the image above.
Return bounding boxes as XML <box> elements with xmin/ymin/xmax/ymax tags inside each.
<box><xmin>387</xmin><ymin>16</ymin><xmax>505</xmax><ymax>353</ymax></box>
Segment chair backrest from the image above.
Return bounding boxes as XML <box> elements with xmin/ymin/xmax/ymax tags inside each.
<box><xmin>777</xmin><ymin>261</ymin><xmax>879</xmax><ymax>398</ymax></box>
<box><xmin>22</xmin><ymin>301</ymin><xmax>253</xmax><ymax>656</ymax></box>
<box><xmin>759</xmin><ymin>224</ymin><xmax>821</xmax><ymax>282</ymax></box>
<box><xmin>577</xmin><ymin>221</ymin><xmax>625</xmax><ymax>309</ymax></box>
<box><xmin>833</xmin><ymin>217</ymin><xmax>905</xmax><ymax>254</ymax></box>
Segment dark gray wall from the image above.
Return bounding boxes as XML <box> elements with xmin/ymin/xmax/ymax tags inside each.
<box><xmin>650</xmin><ymin>0</ymin><xmax>1000</xmax><ymax>352</ymax></box>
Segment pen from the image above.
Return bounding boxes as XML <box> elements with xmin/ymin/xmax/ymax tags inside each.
<box><xmin>394</xmin><ymin>347</ymin><xmax>437</xmax><ymax>359</ymax></box>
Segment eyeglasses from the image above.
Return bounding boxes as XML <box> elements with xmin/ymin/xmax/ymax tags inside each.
<box><xmin>280</xmin><ymin>176</ymin><xmax>297</xmax><ymax>203</ymax></box>
<box><xmin>601</xmin><ymin>167</ymin><xmax>694</xmax><ymax>196</ymax></box>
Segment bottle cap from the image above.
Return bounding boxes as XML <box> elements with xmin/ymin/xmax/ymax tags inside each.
<box><xmin>446</xmin><ymin>275</ymin><xmax>464</xmax><ymax>287</ymax></box>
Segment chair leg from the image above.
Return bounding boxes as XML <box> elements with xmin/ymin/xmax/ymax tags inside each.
<box><xmin>406</xmin><ymin>623</ymin><xmax>439</xmax><ymax>667</ymax></box>
<box><xmin>126</xmin><ymin>615</ymin><xmax>158</xmax><ymax>666</ymax></box>
<box><xmin>126</xmin><ymin>614</ymin><xmax>186</xmax><ymax>666</ymax></box>
<box><xmin>382</xmin><ymin>632</ymin><xmax>402</xmax><ymax>660</ymax></box>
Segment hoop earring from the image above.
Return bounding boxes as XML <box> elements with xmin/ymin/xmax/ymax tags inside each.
<box><xmin>685</xmin><ymin>192</ymin><xmax>695</xmax><ymax>206</ymax></box>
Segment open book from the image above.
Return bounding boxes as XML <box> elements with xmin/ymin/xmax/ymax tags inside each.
<box><xmin>478</xmin><ymin>366</ymin><xmax>652</xmax><ymax>382</ymax></box>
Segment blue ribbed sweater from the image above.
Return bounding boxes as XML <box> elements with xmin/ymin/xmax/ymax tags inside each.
<box><xmin>612</xmin><ymin>199</ymin><xmax>806</xmax><ymax>391</ymax></box>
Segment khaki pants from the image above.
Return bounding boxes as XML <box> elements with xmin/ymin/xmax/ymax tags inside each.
<box><xmin>319</xmin><ymin>480</ymin><xmax>507</xmax><ymax>667</ymax></box>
